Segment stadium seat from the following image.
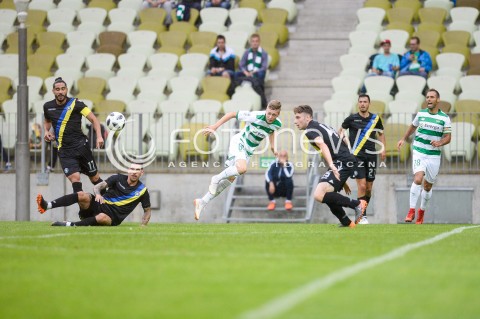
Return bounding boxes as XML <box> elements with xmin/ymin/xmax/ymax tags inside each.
<box><xmin>88</xmin><ymin>0</ymin><xmax>116</xmax><ymax>11</ymax></box>
<box><xmin>239</xmin><ymin>0</ymin><xmax>266</xmax><ymax>16</ymax></box>
<box><xmin>339</xmin><ymin>53</ymin><xmax>370</xmax><ymax>78</ymax></box>
<box><xmin>457</xmin><ymin>0</ymin><xmax>480</xmax><ymax>8</ymax></box>
<box><xmin>232</xmin><ymin>87</ymin><xmax>261</xmax><ymax>111</ymax></box>
<box><xmin>418</xmin><ymin>7</ymin><xmax>447</xmax><ymax>25</ymax></box>
<box><xmin>394</xmin><ymin>0</ymin><xmax>421</xmax><ymax>21</ymax></box>
<box><xmin>451</xmin><ymin>6</ymin><xmax>479</xmax><ymax>24</ymax></box>
<box><xmin>118</xmin><ymin>53</ymin><xmax>147</xmax><ymax>74</ymax></box>
<box><xmin>159</xmin><ymin>100</ymin><xmax>190</xmax><ymax>115</ymax></box>
<box><xmin>388</xmin><ymin>100</ymin><xmax>418</xmax><ymax>115</ymax></box>
<box><xmin>201</xmin><ymin>7</ymin><xmax>229</xmax><ymax>26</ymax></box>
<box><xmin>414</xmin><ymin>30</ymin><xmax>441</xmax><ymax>47</ymax></box>
<box><xmin>260</xmin><ymin>8</ymin><xmax>288</xmax><ymax>25</ymax></box>
<box><xmin>168</xmin><ymin>76</ymin><xmax>199</xmax><ymax>94</ymax></box>
<box><xmin>385</xmin><ymin>22</ymin><xmax>415</xmax><ymax>36</ymax></box>
<box><xmin>192</xmin><ymin>99</ymin><xmax>222</xmax><ymax>116</ymax></box>
<box><xmin>13</xmin><ymin>76</ymin><xmax>44</xmax><ymax>105</ymax></box>
<box><xmin>323</xmin><ymin>100</ymin><xmax>352</xmax><ymax>130</ymax></box>
<box><xmin>168</xmin><ymin>90</ymin><xmax>199</xmax><ymax>105</ymax></box>
<box><xmin>364</xmin><ymin>76</ymin><xmax>395</xmax><ymax>102</ymax></box>
<box><xmin>159</xmin><ymin>31</ymin><xmax>187</xmax><ymax>50</ymax></box>
<box><xmin>94</xmin><ymin>99</ymin><xmax>126</xmax><ymax>123</ymax></box>
<box><xmin>44</xmin><ymin>76</ymin><xmax>74</xmax><ymax>93</ymax></box>
<box><xmin>258</xmin><ymin>23</ymin><xmax>289</xmax><ymax>45</ymax></box>
<box><xmin>386</xmin><ymin>7</ymin><xmax>414</xmax><ymax>24</ymax></box>
<box><xmin>139</xmin><ymin>7</ymin><xmax>166</xmax><ymax>24</ymax></box>
<box><xmin>152</xmin><ymin>114</ymin><xmax>184</xmax><ymax>160</ymax></box>
<box><xmin>444</xmin><ymin>122</ymin><xmax>476</xmax><ymax>161</ymax></box>
<box><xmin>199</xmin><ymin>22</ymin><xmax>228</xmax><ymax>34</ymax></box>
<box><xmin>379</xmin><ymin>30</ymin><xmax>409</xmax><ymax>54</ymax></box>
<box><xmin>436</xmin><ymin>53</ymin><xmax>465</xmax><ymax>81</ymax></box>
<box><xmin>118</xmin><ymin>0</ymin><xmax>143</xmax><ymax>12</ymax></box>
<box><xmin>127</xmin><ymin>99</ymin><xmax>157</xmax><ymax>118</ymax></box>
<box><xmin>37</xmin><ymin>31</ymin><xmax>65</xmax><ymax>50</ymax></box>
<box><xmin>25</xmin><ymin>9</ymin><xmax>47</xmax><ymax>35</ymax></box>
<box><xmin>180</xmin><ymin>53</ymin><xmax>209</xmax><ymax>72</ymax></box>
<box><xmin>424</xmin><ymin>0</ymin><xmax>454</xmax><ymax>18</ymax></box>
<box><xmin>383</xmin><ymin>123</ymin><xmax>410</xmax><ymax>161</ymax></box>
<box><xmin>348</xmin><ymin>30</ymin><xmax>377</xmax><ymax>55</ymax></box>
<box><xmin>56</xmin><ymin>53</ymin><xmax>85</xmax><ymax>73</ymax></box>
<box><xmin>6</xmin><ymin>31</ymin><xmax>35</xmax><ymax>54</ymax></box>
<box><xmin>78</xmin><ymin>7</ymin><xmax>107</xmax><ymax>24</ymax></box>
<box><xmin>0</xmin><ymin>9</ymin><xmax>18</xmax><ymax>35</ymax></box>
<box><xmin>178</xmin><ymin>122</ymin><xmax>210</xmax><ymax>161</ymax></box>
<box><xmin>189</xmin><ymin>31</ymin><xmax>217</xmax><ymax>48</ymax></box>
<box><xmin>223</xmin><ymin>99</ymin><xmax>251</xmax><ymax>113</ymax></box>
<box><xmin>442</xmin><ymin>44</ymin><xmax>470</xmax><ymax>68</ymax></box>
<box><xmin>331</xmin><ymin>75</ymin><xmax>362</xmax><ymax>94</ymax></box>
<box><xmin>85</xmin><ymin>53</ymin><xmax>116</xmax><ymax>79</ymax></box>
<box><xmin>396</xmin><ymin>75</ymin><xmax>427</xmax><ymax>95</ymax></box>
<box><xmin>58</xmin><ymin>0</ymin><xmax>86</xmax><ymax>11</ymax></box>
<box><xmin>364</xmin><ymin>0</ymin><xmax>392</xmax><ymax>10</ymax></box>
<box><xmin>459</xmin><ymin>75</ymin><xmax>480</xmax><ymax>94</ymax></box>
<box><xmin>228</xmin><ymin>22</ymin><xmax>257</xmax><ymax>37</ymax></box>
<box><xmin>229</xmin><ymin>7</ymin><xmax>257</xmax><ymax>26</ymax></box>
<box><xmin>356</xmin><ymin>22</ymin><xmax>384</xmax><ymax>34</ymax></box>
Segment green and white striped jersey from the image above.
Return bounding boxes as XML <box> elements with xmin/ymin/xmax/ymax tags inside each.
<box><xmin>236</xmin><ymin>110</ymin><xmax>282</xmax><ymax>156</ymax></box>
<box><xmin>412</xmin><ymin>108</ymin><xmax>451</xmax><ymax>157</ymax></box>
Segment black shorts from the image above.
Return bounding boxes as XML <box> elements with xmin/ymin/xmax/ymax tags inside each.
<box><xmin>58</xmin><ymin>143</ymin><xmax>98</xmax><ymax>177</ymax></box>
<box><xmin>79</xmin><ymin>194</ymin><xmax>122</xmax><ymax>226</ymax></box>
<box><xmin>355</xmin><ymin>154</ymin><xmax>377</xmax><ymax>182</ymax></box>
<box><xmin>320</xmin><ymin>160</ymin><xmax>358</xmax><ymax>192</ymax></box>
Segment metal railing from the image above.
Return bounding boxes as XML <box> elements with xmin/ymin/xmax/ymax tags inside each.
<box><xmin>1</xmin><ymin>111</ymin><xmax>479</xmax><ymax>174</ymax></box>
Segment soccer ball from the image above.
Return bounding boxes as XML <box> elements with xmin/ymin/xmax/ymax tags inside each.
<box><xmin>106</xmin><ymin>112</ymin><xmax>126</xmax><ymax>131</ymax></box>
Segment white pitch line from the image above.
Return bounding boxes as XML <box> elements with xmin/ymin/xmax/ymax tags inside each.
<box><xmin>239</xmin><ymin>225</ymin><xmax>480</xmax><ymax>319</ymax></box>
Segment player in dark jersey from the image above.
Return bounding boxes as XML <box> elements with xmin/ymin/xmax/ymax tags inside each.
<box><xmin>293</xmin><ymin>105</ymin><xmax>367</xmax><ymax>228</ymax></box>
<box><xmin>339</xmin><ymin>94</ymin><xmax>386</xmax><ymax>224</ymax></box>
<box><xmin>43</xmin><ymin>77</ymin><xmax>104</xmax><ymax>193</ymax></box>
<box><xmin>36</xmin><ymin>163</ymin><xmax>151</xmax><ymax>226</ymax></box>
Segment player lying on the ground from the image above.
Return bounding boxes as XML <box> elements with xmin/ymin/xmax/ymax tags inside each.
<box><xmin>36</xmin><ymin>163</ymin><xmax>151</xmax><ymax>227</ymax></box>
<box><xmin>194</xmin><ymin>100</ymin><xmax>282</xmax><ymax>220</ymax></box>
<box><xmin>293</xmin><ymin>105</ymin><xmax>366</xmax><ymax>228</ymax></box>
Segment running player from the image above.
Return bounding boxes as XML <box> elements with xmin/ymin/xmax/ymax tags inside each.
<box><xmin>36</xmin><ymin>163</ymin><xmax>151</xmax><ymax>227</ymax></box>
<box><xmin>397</xmin><ymin>88</ymin><xmax>451</xmax><ymax>224</ymax></box>
<box><xmin>193</xmin><ymin>100</ymin><xmax>282</xmax><ymax>220</ymax></box>
<box><xmin>293</xmin><ymin>105</ymin><xmax>366</xmax><ymax>228</ymax></box>
<box><xmin>43</xmin><ymin>77</ymin><xmax>104</xmax><ymax>193</ymax></box>
<box><xmin>339</xmin><ymin>94</ymin><xmax>386</xmax><ymax>224</ymax></box>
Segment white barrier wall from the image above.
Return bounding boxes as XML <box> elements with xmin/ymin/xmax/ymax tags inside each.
<box><xmin>0</xmin><ymin>172</ymin><xmax>478</xmax><ymax>224</ymax></box>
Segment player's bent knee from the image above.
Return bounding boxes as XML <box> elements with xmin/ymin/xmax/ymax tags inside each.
<box><xmin>424</xmin><ymin>182</ymin><xmax>433</xmax><ymax>191</ymax></box>
<box><xmin>96</xmin><ymin>213</ymin><xmax>112</xmax><ymax>226</ymax></box>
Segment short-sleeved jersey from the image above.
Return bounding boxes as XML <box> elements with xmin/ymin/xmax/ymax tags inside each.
<box><xmin>305</xmin><ymin>120</ymin><xmax>355</xmax><ymax>163</ymax></box>
<box><xmin>236</xmin><ymin>110</ymin><xmax>282</xmax><ymax>156</ymax></box>
<box><xmin>342</xmin><ymin>113</ymin><xmax>384</xmax><ymax>157</ymax></box>
<box><xmin>101</xmin><ymin>174</ymin><xmax>150</xmax><ymax>222</ymax></box>
<box><xmin>43</xmin><ymin>97</ymin><xmax>92</xmax><ymax>150</ymax></box>
<box><xmin>412</xmin><ymin>108</ymin><xmax>451</xmax><ymax>157</ymax></box>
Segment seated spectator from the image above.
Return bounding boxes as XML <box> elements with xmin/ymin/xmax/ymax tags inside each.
<box><xmin>142</xmin><ymin>0</ymin><xmax>174</xmax><ymax>25</ymax></box>
<box><xmin>367</xmin><ymin>39</ymin><xmax>399</xmax><ymax>78</ymax></box>
<box><xmin>265</xmin><ymin>150</ymin><xmax>294</xmax><ymax>211</ymax></box>
<box><xmin>29</xmin><ymin>123</ymin><xmax>42</xmax><ymax>149</ymax></box>
<box><xmin>205</xmin><ymin>0</ymin><xmax>231</xmax><ymax>9</ymax></box>
<box><xmin>177</xmin><ymin>0</ymin><xmax>202</xmax><ymax>12</ymax></box>
<box><xmin>236</xmin><ymin>34</ymin><xmax>269</xmax><ymax>108</ymax></box>
<box><xmin>208</xmin><ymin>35</ymin><xmax>235</xmax><ymax>79</ymax></box>
<box><xmin>399</xmin><ymin>36</ymin><xmax>432</xmax><ymax>79</ymax></box>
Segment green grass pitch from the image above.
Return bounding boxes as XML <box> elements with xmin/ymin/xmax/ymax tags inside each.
<box><xmin>0</xmin><ymin>222</ymin><xmax>479</xmax><ymax>319</ymax></box>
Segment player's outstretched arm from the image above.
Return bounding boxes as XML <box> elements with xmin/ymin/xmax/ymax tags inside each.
<box><xmin>86</xmin><ymin>112</ymin><xmax>104</xmax><ymax>149</ymax></box>
<box><xmin>314</xmin><ymin>137</ymin><xmax>340</xmax><ymax>181</ymax></box>
<box><xmin>268</xmin><ymin>133</ymin><xmax>278</xmax><ymax>156</ymax></box>
<box><xmin>397</xmin><ymin>124</ymin><xmax>417</xmax><ymax>150</ymax></box>
<box><xmin>93</xmin><ymin>181</ymin><xmax>108</xmax><ymax>204</ymax></box>
<box><xmin>203</xmin><ymin>111</ymin><xmax>237</xmax><ymax>136</ymax></box>
<box><xmin>141</xmin><ymin>207</ymin><xmax>151</xmax><ymax>227</ymax></box>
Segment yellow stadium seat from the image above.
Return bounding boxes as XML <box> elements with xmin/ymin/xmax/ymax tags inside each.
<box><xmin>189</xmin><ymin>31</ymin><xmax>217</xmax><ymax>47</ymax></box>
<box><xmin>179</xmin><ymin>122</ymin><xmax>210</xmax><ymax>161</ymax></box>
<box><xmin>418</xmin><ymin>7</ymin><xmax>448</xmax><ymax>24</ymax></box>
<box><xmin>260</xmin><ymin>8</ymin><xmax>288</xmax><ymax>24</ymax></box>
<box><xmin>442</xmin><ymin>30</ymin><xmax>471</xmax><ymax>47</ymax></box>
<box><xmin>414</xmin><ymin>30</ymin><xmax>441</xmax><ymax>47</ymax></box>
<box><xmin>258</xmin><ymin>23</ymin><xmax>289</xmax><ymax>45</ymax></box>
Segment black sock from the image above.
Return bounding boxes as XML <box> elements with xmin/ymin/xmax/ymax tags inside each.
<box><xmin>322</xmin><ymin>192</ymin><xmax>360</xmax><ymax>209</ymax></box>
<box><xmin>72</xmin><ymin>216</ymin><xmax>98</xmax><ymax>226</ymax></box>
<box><xmin>92</xmin><ymin>178</ymin><xmax>106</xmax><ymax>195</ymax></box>
<box><xmin>327</xmin><ymin>203</ymin><xmax>352</xmax><ymax>226</ymax></box>
<box><xmin>51</xmin><ymin>193</ymin><xmax>79</xmax><ymax>209</ymax></box>
<box><xmin>72</xmin><ymin>182</ymin><xmax>83</xmax><ymax>193</ymax></box>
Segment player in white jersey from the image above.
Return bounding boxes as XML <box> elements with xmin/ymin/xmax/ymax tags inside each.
<box><xmin>397</xmin><ymin>89</ymin><xmax>451</xmax><ymax>224</ymax></box>
<box><xmin>193</xmin><ymin>100</ymin><xmax>282</xmax><ymax>220</ymax></box>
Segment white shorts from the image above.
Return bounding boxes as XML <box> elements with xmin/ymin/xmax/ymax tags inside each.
<box><xmin>412</xmin><ymin>152</ymin><xmax>441</xmax><ymax>184</ymax></box>
<box><xmin>225</xmin><ymin>133</ymin><xmax>251</xmax><ymax>167</ymax></box>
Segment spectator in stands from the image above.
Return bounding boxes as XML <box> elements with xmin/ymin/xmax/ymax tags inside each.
<box><xmin>236</xmin><ymin>34</ymin><xmax>269</xmax><ymax>108</ymax></box>
<box><xmin>265</xmin><ymin>150</ymin><xmax>295</xmax><ymax>211</ymax></box>
<box><xmin>208</xmin><ymin>35</ymin><xmax>235</xmax><ymax>79</ymax></box>
<box><xmin>399</xmin><ymin>36</ymin><xmax>432</xmax><ymax>79</ymax></box>
<box><xmin>29</xmin><ymin>123</ymin><xmax>42</xmax><ymax>150</ymax></box>
<box><xmin>367</xmin><ymin>39</ymin><xmax>400</xmax><ymax>78</ymax></box>
<box><xmin>142</xmin><ymin>0</ymin><xmax>174</xmax><ymax>25</ymax></box>
<box><xmin>0</xmin><ymin>135</ymin><xmax>12</xmax><ymax>170</ymax></box>
<box><xmin>177</xmin><ymin>0</ymin><xmax>202</xmax><ymax>11</ymax></box>
<box><xmin>205</xmin><ymin>0</ymin><xmax>231</xmax><ymax>9</ymax></box>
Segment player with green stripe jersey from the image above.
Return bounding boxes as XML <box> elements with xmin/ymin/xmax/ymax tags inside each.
<box><xmin>397</xmin><ymin>89</ymin><xmax>451</xmax><ymax>224</ymax></box>
<box><xmin>194</xmin><ymin>100</ymin><xmax>283</xmax><ymax>220</ymax></box>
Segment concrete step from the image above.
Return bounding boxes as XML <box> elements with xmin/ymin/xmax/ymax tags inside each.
<box><xmin>232</xmin><ymin>195</ymin><xmax>307</xmax><ymax>200</ymax></box>
<box><xmin>224</xmin><ymin>217</ymin><xmax>308</xmax><ymax>223</ymax></box>
<box><xmin>230</xmin><ymin>206</ymin><xmax>306</xmax><ymax>212</ymax></box>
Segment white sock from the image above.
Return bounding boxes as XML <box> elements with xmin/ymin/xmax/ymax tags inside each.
<box><xmin>409</xmin><ymin>182</ymin><xmax>422</xmax><ymax>209</ymax></box>
<box><xmin>420</xmin><ymin>189</ymin><xmax>432</xmax><ymax>210</ymax></box>
<box><xmin>212</xmin><ymin>166</ymin><xmax>240</xmax><ymax>183</ymax></box>
<box><xmin>202</xmin><ymin>180</ymin><xmax>232</xmax><ymax>204</ymax></box>
<box><xmin>66</xmin><ymin>222</ymin><xmax>72</xmax><ymax>226</ymax></box>
<box><xmin>47</xmin><ymin>202</ymin><xmax>52</xmax><ymax>209</ymax></box>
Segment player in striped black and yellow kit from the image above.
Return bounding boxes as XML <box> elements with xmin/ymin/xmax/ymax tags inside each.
<box><xmin>37</xmin><ymin>163</ymin><xmax>151</xmax><ymax>227</ymax></box>
<box><xmin>43</xmin><ymin>77</ymin><xmax>104</xmax><ymax>193</ymax></box>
